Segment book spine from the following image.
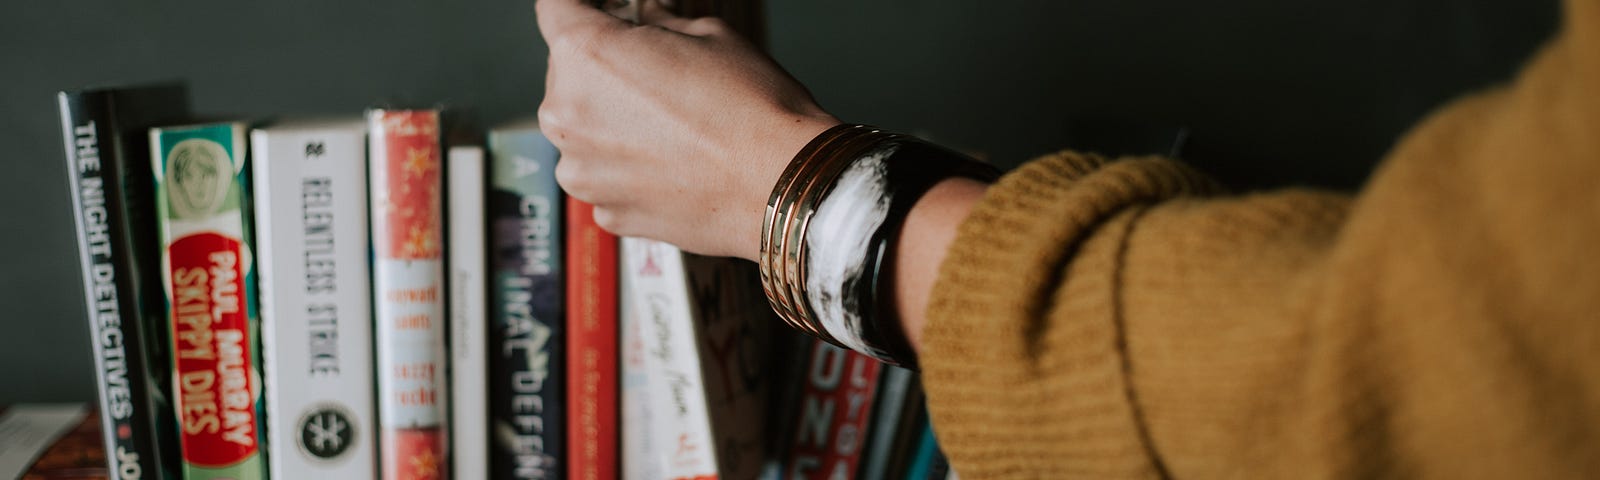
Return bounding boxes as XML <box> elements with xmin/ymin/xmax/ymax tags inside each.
<box><xmin>446</xmin><ymin>145</ymin><xmax>489</xmax><ymax>480</ymax></box>
<box><xmin>150</xmin><ymin>122</ymin><xmax>268</xmax><ymax>479</ymax></box>
<box><xmin>566</xmin><ymin>200</ymin><xmax>618</xmax><ymax>480</ymax></box>
<box><xmin>252</xmin><ymin>123</ymin><xmax>376</xmax><ymax>477</ymax></box>
<box><xmin>784</xmin><ymin>341</ymin><xmax>882</xmax><ymax>480</ymax></box>
<box><xmin>683</xmin><ymin>254</ymin><xmax>776</xmax><ymax>479</ymax></box>
<box><xmin>618</xmin><ymin>241</ymin><xmax>661</xmax><ymax>480</ymax></box>
<box><xmin>368</xmin><ymin>110</ymin><xmax>450</xmax><ymax>480</ymax></box>
<box><xmin>858</xmin><ymin>366</ymin><xmax>913</xmax><ymax>480</ymax></box>
<box><xmin>622</xmin><ymin>239</ymin><xmax>719</xmax><ymax>480</ymax></box>
<box><xmin>486</xmin><ymin>127</ymin><xmax>564</xmax><ymax>479</ymax></box>
<box><xmin>880</xmin><ymin>384</ymin><xmax>927</xmax><ymax>480</ymax></box>
<box><xmin>901</xmin><ymin>421</ymin><xmax>935</xmax><ymax>480</ymax></box>
<box><xmin>57</xmin><ymin>91</ymin><xmax>170</xmax><ymax>480</ymax></box>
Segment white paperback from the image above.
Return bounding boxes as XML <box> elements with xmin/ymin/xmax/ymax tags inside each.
<box><xmin>250</xmin><ymin>119</ymin><xmax>375</xmax><ymax>477</ymax></box>
<box><xmin>619</xmin><ymin>247</ymin><xmax>661</xmax><ymax>480</ymax></box>
<box><xmin>446</xmin><ymin>145</ymin><xmax>488</xmax><ymax>480</ymax></box>
<box><xmin>620</xmin><ymin>238</ymin><xmax>774</xmax><ymax>480</ymax></box>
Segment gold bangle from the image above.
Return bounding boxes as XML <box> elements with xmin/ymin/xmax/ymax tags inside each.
<box><xmin>760</xmin><ymin>124</ymin><xmax>872</xmax><ymax>338</ymax></box>
<box><xmin>777</xmin><ymin>128</ymin><xmax>892</xmax><ymax>341</ymax></box>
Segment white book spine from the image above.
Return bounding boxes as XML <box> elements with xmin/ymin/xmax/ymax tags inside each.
<box><xmin>251</xmin><ymin>121</ymin><xmax>376</xmax><ymax>478</ymax></box>
<box><xmin>620</xmin><ymin>238</ymin><xmax>719</xmax><ymax>478</ymax></box>
<box><xmin>619</xmin><ymin>238</ymin><xmax>660</xmax><ymax>480</ymax></box>
<box><xmin>446</xmin><ymin>146</ymin><xmax>488</xmax><ymax>480</ymax></box>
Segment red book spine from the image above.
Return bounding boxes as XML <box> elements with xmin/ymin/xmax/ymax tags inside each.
<box><xmin>786</xmin><ymin>341</ymin><xmax>883</xmax><ymax>480</ymax></box>
<box><xmin>369</xmin><ymin>110</ymin><xmax>449</xmax><ymax>480</ymax></box>
<box><xmin>566</xmin><ymin>199</ymin><xmax>618</xmax><ymax>480</ymax></box>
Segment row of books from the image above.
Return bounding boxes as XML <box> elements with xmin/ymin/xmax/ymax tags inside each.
<box><xmin>56</xmin><ymin>84</ymin><xmax>951</xmax><ymax>480</ymax></box>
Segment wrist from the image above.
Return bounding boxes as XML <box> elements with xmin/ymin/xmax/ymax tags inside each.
<box><xmin>735</xmin><ymin>113</ymin><xmax>840</xmax><ymax>261</ymax></box>
<box><xmin>892</xmin><ymin>178</ymin><xmax>989</xmax><ymax>352</ymax></box>
<box><xmin>757</xmin><ymin>125</ymin><xmax>999</xmax><ymax>368</ymax></box>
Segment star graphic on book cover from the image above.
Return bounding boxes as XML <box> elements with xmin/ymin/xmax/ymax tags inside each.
<box><xmin>403</xmin><ymin>224</ymin><xmax>438</xmax><ymax>258</ymax></box>
<box><xmin>409</xmin><ymin>449</ymin><xmax>439</xmax><ymax>480</ymax></box>
<box><xmin>404</xmin><ymin>146</ymin><xmax>434</xmax><ymax>179</ymax></box>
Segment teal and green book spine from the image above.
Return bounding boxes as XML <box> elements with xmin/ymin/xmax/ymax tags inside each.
<box><xmin>487</xmin><ymin>120</ymin><xmax>565</xmax><ymax>478</ymax></box>
<box><xmin>150</xmin><ymin>122</ymin><xmax>268</xmax><ymax>480</ymax></box>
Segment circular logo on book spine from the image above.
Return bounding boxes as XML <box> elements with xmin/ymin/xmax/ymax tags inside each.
<box><xmin>297</xmin><ymin>405</ymin><xmax>357</xmax><ymax>462</ymax></box>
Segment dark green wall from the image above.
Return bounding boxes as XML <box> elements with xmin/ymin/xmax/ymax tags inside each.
<box><xmin>0</xmin><ymin>0</ymin><xmax>1558</xmax><ymax>402</ymax></box>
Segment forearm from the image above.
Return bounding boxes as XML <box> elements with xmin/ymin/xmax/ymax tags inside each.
<box><xmin>891</xmin><ymin>178</ymin><xmax>989</xmax><ymax>353</ymax></box>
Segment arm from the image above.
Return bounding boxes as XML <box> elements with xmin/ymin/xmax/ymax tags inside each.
<box><xmin>892</xmin><ymin>178</ymin><xmax>988</xmax><ymax>351</ymax></box>
<box><xmin>922</xmin><ymin>2</ymin><xmax>1600</xmax><ymax>477</ymax></box>
<box><xmin>537</xmin><ymin>0</ymin><xmax>1600</xmax><ymax>476</ymax></box>
<box><xmin>534</xmin><ymin>0</ymin><xmax>988</xmax><ymax>354</ymax></box>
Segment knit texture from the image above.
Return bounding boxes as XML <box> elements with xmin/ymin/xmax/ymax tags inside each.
<box><xmin>922</xmin><ymin>1</ymin><xmax>1600</xmax><ymax>478</ymax></box>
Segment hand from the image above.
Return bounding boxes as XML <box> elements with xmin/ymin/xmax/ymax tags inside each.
<box><xmin>536</xmin><ymin>0</ymin><xmax>840</xmax><ymax>260</ymax></box>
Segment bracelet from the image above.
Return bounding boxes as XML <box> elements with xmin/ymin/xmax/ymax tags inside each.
<box><xmin>760</xmin><ymin>124</ymin><xmax>999</xmax><ymax>368</ymax></box>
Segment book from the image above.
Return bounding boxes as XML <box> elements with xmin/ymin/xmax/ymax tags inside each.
<box><xmin>620</xmin><ymin>238</ymin><xmax>716</xmax><ymax>479</ymax></box>
<box><xmin>858</xmin><ymin>367</ymin><xmax>915</xmax><ymax>480</ymax></box>
<box><xmin>618</xmin><ymin>255</ymin><xmax>661</xmax><ymax>480</ymax></box>
<box><xmin>901</xmin><ymin>421</ymin><xmax>949</xmax><ymax>480</ymax></box>
<box><xmin>447</xmin><ymin>144</ymin><xmax>490</xmax><ymax>480</ymax></box>
<box><xmin>368</xmin><ymin>109</ymin><xmax>450</xmax><ymax>480</ymax></box>
<box><xmin>784</xmin><ymin>341</ymin><xmax>883</xmax><ymax>480</ymax></box>
<box><xmin>0</xmin><ymin>404</ymin><xmax>93</xmax><ymax>480</ymax></box>
<box><xmin>250</xmin><ymin>118</ymin><xmax>376</xmax><ymax>478</ymax></box>
<box><xmin>150</xmin><ymin>121</ymin><xmax>268</xmax><ymax>479</ymax></box>
<box><xmin>566</xmin><ymin>200</ymin><xmax>617</xmax><ymax>480</ymax></box>
<box><xmin>878</xmin><ymin>384</ymin><xmax>928</xmax><ymax>480</ymax></box>
<box><xmin>57</xmin><ymin>84</ymin><xmax>188</xmax><ymax>480</ymax></box>
<box><xmin>620</xmin><ymin>238</ymin><xmax>782</xmax><ymax>480</ymax></box>
<box><xmin>486</xmin><ymin>122</ymin><xmax>563</xmax><ymax>479</ymax></box>
<box><xmin>682</xmin><ymin>248</ymin><xmax>785</xmax><ymax>479</ymax></box>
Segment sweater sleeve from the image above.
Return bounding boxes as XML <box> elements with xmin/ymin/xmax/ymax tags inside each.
<box><xmin>921</xmin><ymin>1</ymin><xmax>1600</xmax><ymax>478</ymax></box>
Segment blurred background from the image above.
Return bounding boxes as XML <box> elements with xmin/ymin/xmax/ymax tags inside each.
<box><xmin>0</xmin><ymin>0</ymin><xmax>1558</xmax><ymax>402</ymax></box>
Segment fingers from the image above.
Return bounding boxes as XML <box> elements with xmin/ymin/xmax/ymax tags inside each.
<box><xmin>638</xmin><ymin>0</ymin><xmax>730</xmax><ymax>37</ymax></box>
<box><xmin>536</xmin><ymin>0</ymin><xmax>627</xmax><ymax>44</ymax></box>
<box><xmin>637</xmin><ymin>0</ymin><xmax>684</xmax><ymax>28</ymax></box>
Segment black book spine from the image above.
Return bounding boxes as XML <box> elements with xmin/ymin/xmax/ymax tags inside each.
<box><xmin>58</xmin><ymin>87</ymin><xmax>187</xmax><ymax>480</ymax></box>
<box><xmin>487</xmin><ymin>128</ymin><xmax>566</xmax><ymax>479</ymax></box>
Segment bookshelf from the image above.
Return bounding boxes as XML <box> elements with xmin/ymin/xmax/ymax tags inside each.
<box><xmin>0</xmin><ymin>1</ymin><xmax>1568</xmax><ymax>479</ymax></box>
<box><xmin>1</xmin><ymin>0</ymin><xmax>1557</xmax><ymax>430</ymax></box>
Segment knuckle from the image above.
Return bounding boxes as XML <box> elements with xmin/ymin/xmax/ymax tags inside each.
<box><xmin>563</xmin><ymin>28</ymin><xmax>606</xmax><ymax>62</ymax></box>
<box><xmin>547</xmin><ymin>24</ymin><xmax>599</xmax><ymax>59</ymax></box>
<box><xmin>536</xmin><ymin>104</ymin><xmax>565</xmax><ymax>136</ymax></box>
<box><xmin>591</xmin><ymin>207</ymin><xmax>628</xmax><ymax>234</ymax></box>
<box><xmin>554</xmin><ymin>158</ymin><xmax>585</xmax><ymax>191</ymax></box>
<box><xmin>689</xmin><ymin>17</ymin><xmax>730</xmax><ymax>34</ymax></box>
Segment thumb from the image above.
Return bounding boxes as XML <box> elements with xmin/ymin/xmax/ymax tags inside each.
<box><xmin>536</xmin><ymin>0</ymin><xmax>626</xmax><ymax>44</ymax></box>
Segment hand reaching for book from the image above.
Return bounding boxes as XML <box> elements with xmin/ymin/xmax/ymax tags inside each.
<box><xmin>536</xmin><ymin>0</ymin><xmax>840</xmax><ymax>260</ymax></box>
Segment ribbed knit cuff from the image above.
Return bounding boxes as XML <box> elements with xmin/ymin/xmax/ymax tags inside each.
<box><xmin>921</xmin><ymin>151</ymin><xmax>1217</xmax><ymax>478</ymax></box>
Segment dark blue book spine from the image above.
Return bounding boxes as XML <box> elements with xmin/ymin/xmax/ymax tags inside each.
<box><xmin>57</xmin><ymin>85</ymin><xmax>188</xmax><ymax>480</ymax></box>
<box><xmin>487</xmin><ymin>124</ymin><xmax>565</xmax><ymax>479</ymax></box>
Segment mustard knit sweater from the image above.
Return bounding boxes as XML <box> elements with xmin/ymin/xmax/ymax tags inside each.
<box><xmin>922</xmin><ymin>1</ymin><xmax>1600</xmax><ymax>478</ymax></box>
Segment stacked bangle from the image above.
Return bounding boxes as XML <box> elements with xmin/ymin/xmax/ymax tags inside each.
<box><xmin>760</xmin><ymin>124</ymin><xmax>999</xmax><ymax>369</ymax></box>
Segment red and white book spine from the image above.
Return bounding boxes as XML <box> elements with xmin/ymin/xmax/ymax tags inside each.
<box><xmin>566</xmin><ymin>199</ymin><xmax>617</xmax><ymax>480</ymax></box>
<box><xmin>446</xmin><ymin>145</ymin><xmax>488</xmax><ymax>480</ymax></box>
<box><xmin>251</xmin><ymin>118</ymin><xmax>376</xmax><ymax>478</ymax></box>
<box><xmin>621</xmin><ymin>238</ymin><xmax>718</xmax><ymax>480</ymax></box>
<box><xmin>785</xmin><ymin>341</ymin><xmax>882</xmax><ymax>480</ymax></box>
<box><xmin>368</xmin><ymin>109</ymin><xmax>449</xmax><ymax>480</ymax></box>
